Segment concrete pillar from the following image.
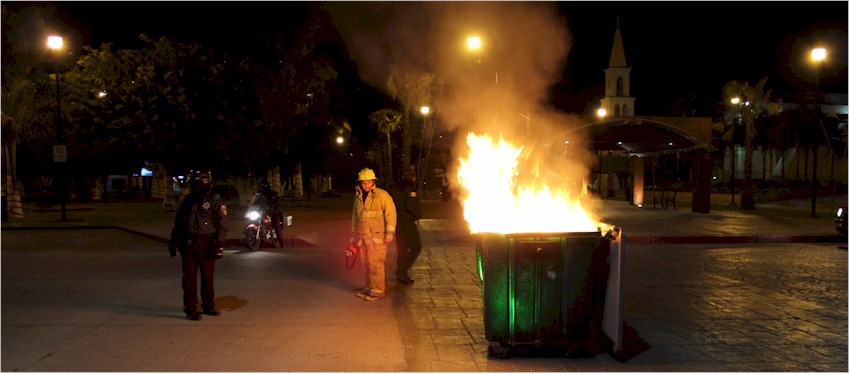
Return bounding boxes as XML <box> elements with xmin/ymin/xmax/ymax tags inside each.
<box><xmin>692</xmin><ymin>149</ymin><xmax>711</xmax><ymax>213</ymax></box>
<box><xmin>631</xmin><ymin>157</ymin><xmax>644</xmax><ymax>206</ymax></box>
<box><xmin>605</xmin><ymin>151</ymin><xmax>616</xmax><ymax>198</ymax></box>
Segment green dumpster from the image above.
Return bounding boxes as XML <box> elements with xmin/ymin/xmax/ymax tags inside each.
<box><xmin>475</xmin><ymin>229</ymin><xmax>624</xmax><ymax>358</ymax></box>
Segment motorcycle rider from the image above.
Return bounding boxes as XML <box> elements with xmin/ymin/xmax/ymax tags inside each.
<box><xmin>168</xmin><ymin>170</ymin><xmax>228</xmax><ymax>320</ymax></box>
<box><xmin>247</xmin><ymin>180</ymin><xmax>285</xmax><ymax>248</ymax></box>
<box><xmin>259</xmin><ymin>180</ymin><xmax>285</xmax><ymax>247</ymax></box>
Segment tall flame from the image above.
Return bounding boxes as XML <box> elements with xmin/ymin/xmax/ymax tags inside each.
<box><xmin>457</xmin><ymin>132</ymin><xmax>598</xmax><ymax>234</ymax></box>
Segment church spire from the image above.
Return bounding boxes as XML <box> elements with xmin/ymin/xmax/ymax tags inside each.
<box><xmin>600</xmin><ymin>16</ymin><xmax>635</xmax><ymax>117</ymax></box>
<box><xmin>609</xmin><ymin>16</ymin><xmax>627</xmax><ymax>68</ymax></box>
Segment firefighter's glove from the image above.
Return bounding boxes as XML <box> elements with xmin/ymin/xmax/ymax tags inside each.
<box><xmin>384</xmin><ymin>233</ymin><xmax>394</xmax><ymax>244</ymax></box>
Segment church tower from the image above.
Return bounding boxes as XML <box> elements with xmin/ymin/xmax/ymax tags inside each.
<box><xmin>599</xmin><ymin>17</ymin><xmax>635</xmax><ymax>117</ymax></box>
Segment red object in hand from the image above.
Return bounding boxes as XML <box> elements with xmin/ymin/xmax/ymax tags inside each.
<box><xmin>345</xmin><ymin>243</ymin><xmax>359</xmax><ymax>257</ymax></box>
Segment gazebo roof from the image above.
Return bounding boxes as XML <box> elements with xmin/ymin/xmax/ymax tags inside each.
<box><xmin>567</xmin><ymin>118</ymin><xmax>714</xmax><ymax>156</ymax></box>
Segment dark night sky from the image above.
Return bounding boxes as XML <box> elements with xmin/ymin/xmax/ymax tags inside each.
<box><xmin>9</xmin><ymin>1</ymin><xmax>848</xmax><ymax>116</ymax></box>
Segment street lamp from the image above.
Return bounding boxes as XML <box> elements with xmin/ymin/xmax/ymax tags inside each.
<box><xmin>467</xmin><ymin>36</ymin><xmax>481</xmax><ymax>65</ymax></box>
<box><xmin>596</xmin><ymin>108</ymin><xmax>607</xmax><ymax>118</ymax></box>
<box><xmin>729</xmin><ymin>96</ymin><xmax>740</xmax><ymax>206</ymax></box>
<box><xmin>48</xmin><ymin>35</ymin><xmax>67</xmax><ymax>221</ymax></box>
<box><xmin>810</xmin><ymin>47</ymin><xmax>826</xmax><ymax>218</ymax></box>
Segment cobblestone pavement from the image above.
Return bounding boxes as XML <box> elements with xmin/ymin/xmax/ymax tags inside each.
<box><xmin>397</xmin><ymin>239</ymin><xmax>847</xmax><ymax>371</ymax></box>
<box><xmin>1</xmin><ymin>195</ymin><xmax>847</xmax><ymax>371</ymax></box>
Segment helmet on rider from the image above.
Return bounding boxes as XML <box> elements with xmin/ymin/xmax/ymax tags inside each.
<box><xmin>357</xmin><ymin>168</ymin><xmax>377</xmax><ymax>181</ymax></box>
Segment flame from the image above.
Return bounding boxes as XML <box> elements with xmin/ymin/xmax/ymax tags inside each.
<box><xmin>457</xmin><ymin>132</ymin><xmax>598</xmax><ymax>234</ymax></box>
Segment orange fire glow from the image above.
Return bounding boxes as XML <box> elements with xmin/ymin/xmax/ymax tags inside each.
<box><xmin>457</xmin><ymin>132</ymin><xmax>599</xmax><ymax>234</ymax></box>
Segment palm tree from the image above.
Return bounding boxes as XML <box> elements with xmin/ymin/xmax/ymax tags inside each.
<box><xmin>723</xmin><ymin>78</ymin><xmax>771</xmax><ymax>210</ymax></box>
<box><xmin>386</xmin><ymin>69</ymin><xmax>436</xmax><ymax>182</ymax></box>
<box><xmin>368</xmin><ymin>108</ymin><xmax>404</xmax><ymax>187</ymax></box>
<box><xmin>2</xmin><ymin>71</ymin><xmax>54</xmax><ymax>218</ymax></box>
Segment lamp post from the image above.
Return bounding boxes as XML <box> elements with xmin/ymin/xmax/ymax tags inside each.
<box><xmin>728</xmin><ymin>97</ymin><xmax>741</xmax><ymax>205</ymax></box>
<box><xmin>467</xmin><ymin>36</ymin><xmax>481</xmax><ymax>66</ymax></box>
<box><xmin>48</xmin><ymin>35</ymin><xmax>67</xmax><ymax>221</ymax></box>
<box><xmin>810</xmin><ymin>47</ymin><xmax>826</xmax><ymax>218</ymax></box>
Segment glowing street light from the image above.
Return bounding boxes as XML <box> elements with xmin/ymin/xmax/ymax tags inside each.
<box><xmin>810</xmin><ymin>47</ymin><xmax>827</xmax><ymax>218</ymax></box>
<box><xmin>812</xmin><ymin>47</ymin><xmax>826</xmax><ymax>62</ymax></box>
<box><xmin>420</xmin><ymin>106</ymin><xmax>430</xmax><ymax>115</ymax></box>
<box><xmin>727</xmin><ymin>96</ymin><xmax>743</xmax><ymax>205</ymax></box>
<box><xmin>467</xmin><ymin>35</ymin><xmax>482</xmax><ymax>68</ymax></box>
<box><xmin>596</xmin><ymin>108</ymin><xmax>607</xmax><ymax>118</ymax></box>
<box><xmin>47</xmin><ymin>35</ymin><xmax>63</xmax><ymax>49</ymax></box>
<box><xmin>467</xmin><ymin>36</ymin><xmax>480</xmax><ymax>49</ymax></box>
<box><xmin>47</xmin><ymin>35</ymin><xmax>68</xmax><ymax>221</ymax></box>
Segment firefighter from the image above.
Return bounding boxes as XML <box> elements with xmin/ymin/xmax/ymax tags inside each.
<box><xmin>350</xmin><ymin>167</ymin><xmax>397</xmax><ymax>301</ymax></box>
<box><xmin>169</xmin><ymin>170</ymin><xmax>228</xmax><ymax>320</ymax></box>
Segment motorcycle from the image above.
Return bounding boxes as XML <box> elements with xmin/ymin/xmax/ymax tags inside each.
<box><xmin>836</xmin><ymin>205</ymin><xmax>847</xmax><ymax>236</ymax></box>
<box><xmin>243</xmin><ymin>206</ymin><xmax>292</xmax><ymax>250</ymax></box>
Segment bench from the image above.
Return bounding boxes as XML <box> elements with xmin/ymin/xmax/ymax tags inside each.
<box><xmin>652</xmin><ymin>189</ymin><xmax>665</xmax><ymax>209</ymax></box>
<box><xmin>664</xmin><ymin>190</ymin><xmax>678</xmax><ymax>210</ymax></box>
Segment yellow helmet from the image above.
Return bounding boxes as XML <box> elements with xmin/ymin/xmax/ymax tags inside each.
<box><xmin>357</xmin><ymin>168</ymin><xmax>377</xmax><ymax>181</ymax></box>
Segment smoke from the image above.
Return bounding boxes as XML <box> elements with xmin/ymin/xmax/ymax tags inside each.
<box><xmin>328</xmin><ymin>2</ymin><xmax>593</xmax><ymax>195</ymax></box>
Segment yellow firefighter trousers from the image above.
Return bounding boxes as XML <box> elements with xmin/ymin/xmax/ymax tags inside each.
<box><xmin>360</xmin><ymin>234</ymin><xmax>388</xmax><ymax>296</ymax></box>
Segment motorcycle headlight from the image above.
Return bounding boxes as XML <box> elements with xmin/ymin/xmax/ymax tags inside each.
<box><xmin>246</xmin><ymin>211</ymin><xmax>261</xmax><ymax>220</ymax></box>
<box><xmin>838</xmin><ymin>207</ymin><xmax>844</xmax><ymax>218</ymax></box>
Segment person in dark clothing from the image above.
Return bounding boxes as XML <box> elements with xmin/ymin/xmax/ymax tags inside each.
<box><xmin>392</xmin><ymin>174</ymin><xmax>422</xmax><ymax>284</ymax></box>
<box><xmin>169</xmin><ymin>170</ymin><xmax>228</xmax><ymax>321</ymax></box>
<box><xmin>259</xmin><ymin>180</ymin><xmax>285</xmax><ymax>248</ymax></box>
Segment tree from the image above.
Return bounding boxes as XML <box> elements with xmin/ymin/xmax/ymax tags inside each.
<box><xmin>253</xmin><ymin>16</ymin><xmax>340</xmax><ymax>196</ymax></box>
<box><xmin>723</xmin><ymin>78</ymin><xmax>771</xmax><ymax>210</ymax></box>
<box><xmin>385</xmin><ymin>69</ymin><xmax>436</xmax><ymax>182</ymax></box>
<box><xmin>368</xmin><ymin>108</ymin><xmax>403</xmax><ymax>187</ymax></box>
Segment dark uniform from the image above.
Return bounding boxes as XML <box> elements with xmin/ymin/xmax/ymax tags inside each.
<box><xmin>393</xmin><ymin>176</ymin><xmax>422</xmax><ymax>284</ymax></box>
<box><xmin>169</xmin><ymin>171</ymin><xmax>228</xmax><ymax>320</ymax></box>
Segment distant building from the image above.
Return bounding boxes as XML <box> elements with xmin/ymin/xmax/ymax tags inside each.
<box><xmin>573</xmin><ymin>18</ymin><xmax>715</xmax><ymax>212</ymax></box>
<box><xmin>577</xmin><ymin>17</ymin><xmax>847</xmax><ymax>213</ymax></box>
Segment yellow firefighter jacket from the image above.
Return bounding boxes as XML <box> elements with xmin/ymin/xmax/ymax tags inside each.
<box><xmin>352</xmin><ymin>184</ymin><xmax>397</xmax><ymax>238</ymax></box>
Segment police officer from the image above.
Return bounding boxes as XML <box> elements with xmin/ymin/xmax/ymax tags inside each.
<box><xmin>169</xmin><ymin>170</ymin><xmax>228</xmax><ymax>320</ymax></box>
<box><xmin>350</xmin><ymin>168</ymin><xmax>397</xmax><ymax>301</ymax></box>
<box><xmin>392</xmin><ymin>173</ymin><xmax>422</xmax><ymax>284</ymax></box>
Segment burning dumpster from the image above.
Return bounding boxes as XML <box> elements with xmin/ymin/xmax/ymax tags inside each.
<box><xmin>475</xmin><ymin>227</ymin><xmax>624</xmax><ymax>358</ymax></box>
<box><xmin>458</xmin><ymin>132</ymin><xmax>625</xmax><ymax>359</ymax></box>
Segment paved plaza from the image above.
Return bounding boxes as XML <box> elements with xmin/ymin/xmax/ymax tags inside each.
<box><xmin>1</xmin><ymin>193</ymin><xmax>847</xmax><ymax>371</ymax></box>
